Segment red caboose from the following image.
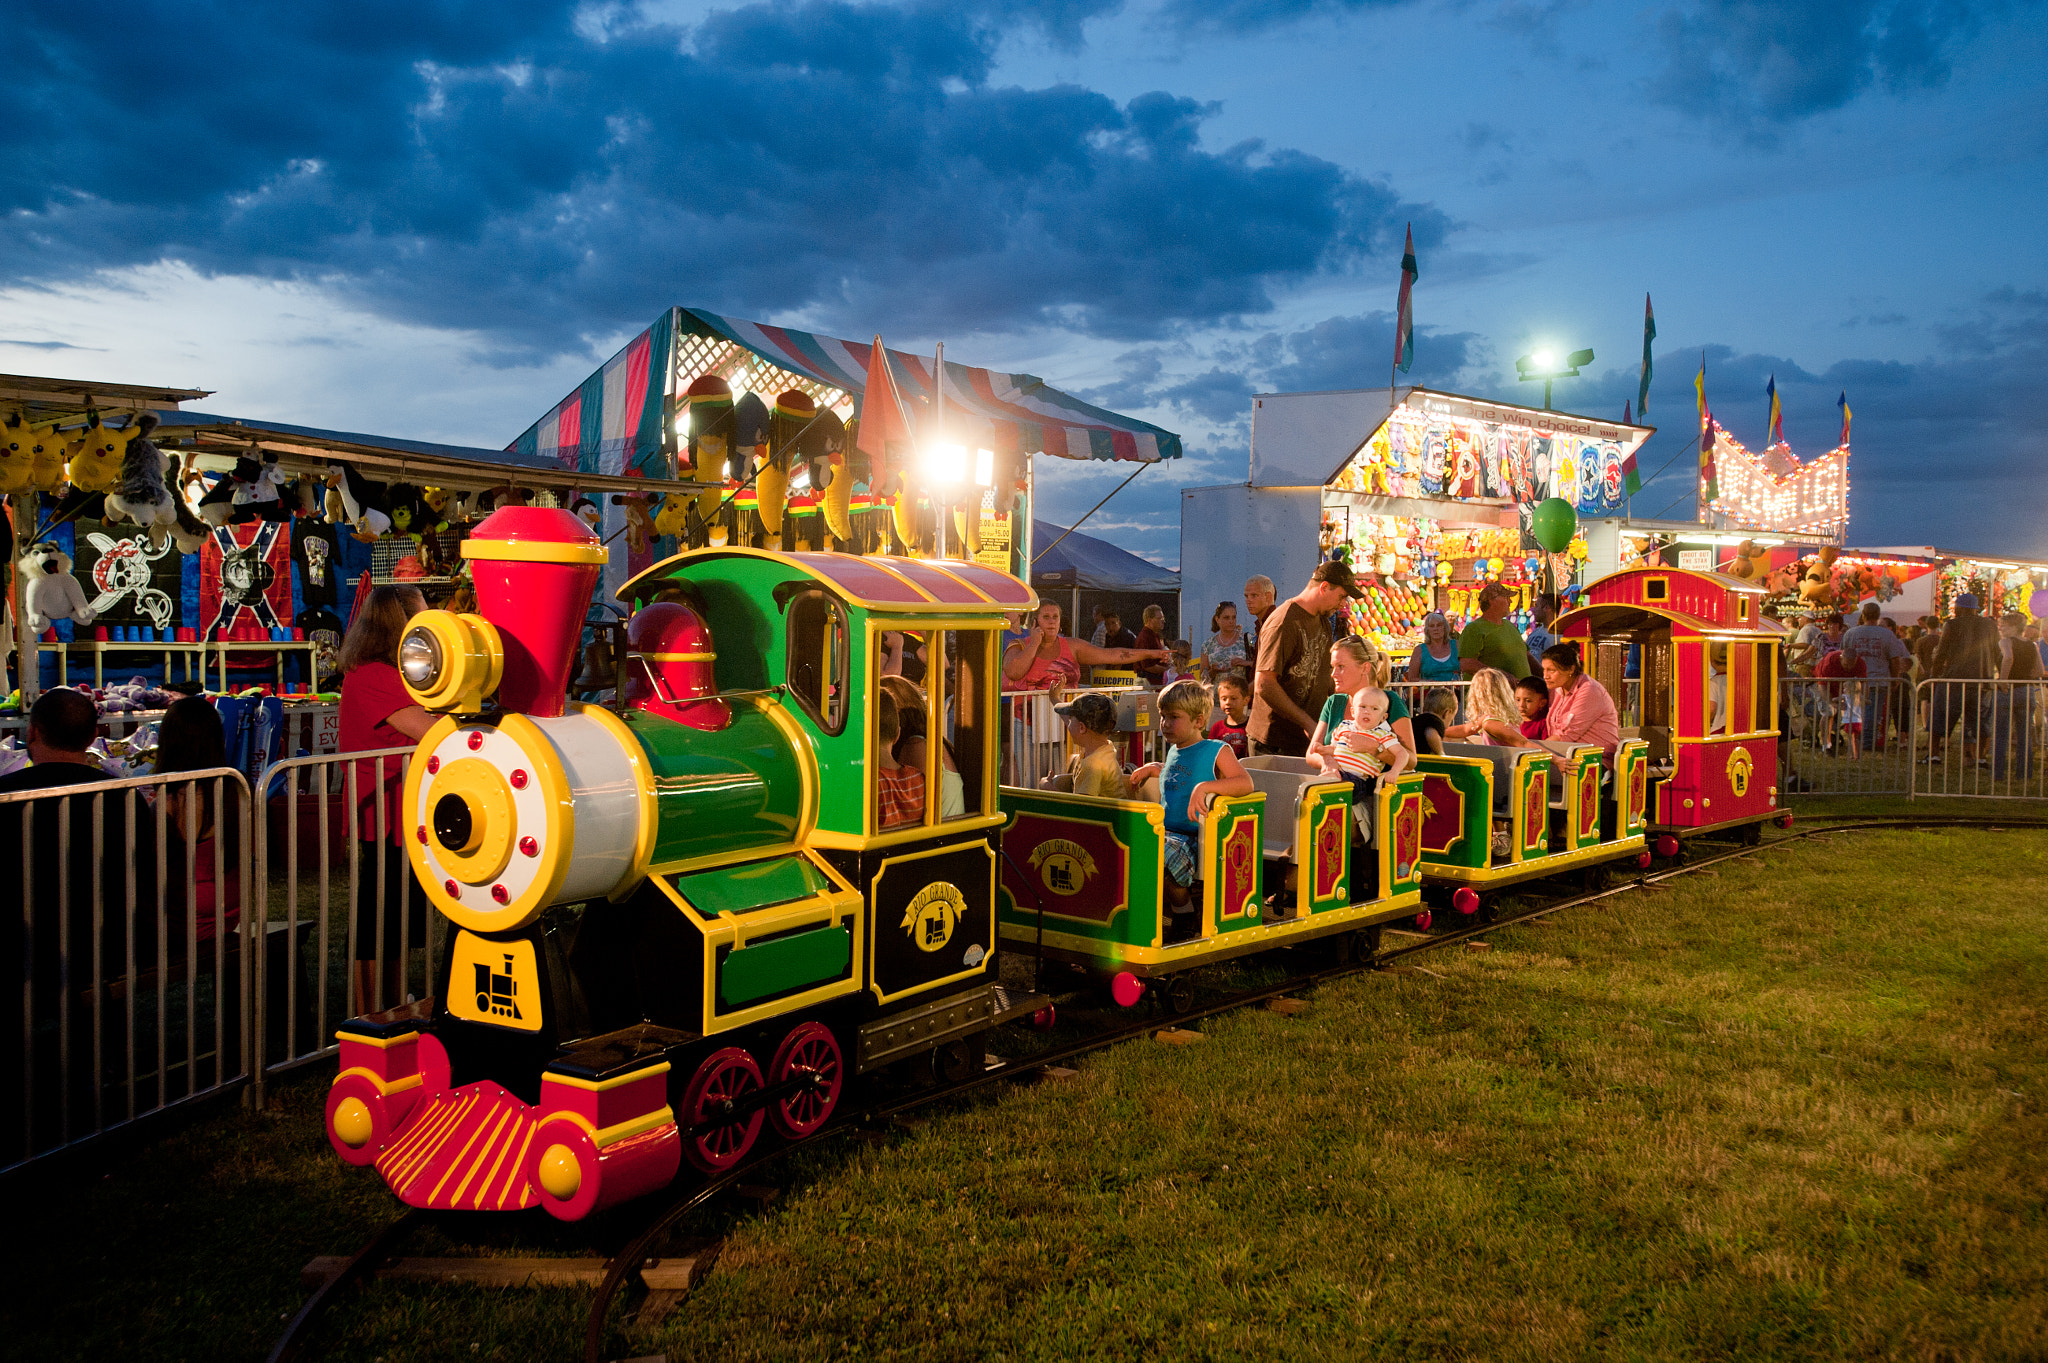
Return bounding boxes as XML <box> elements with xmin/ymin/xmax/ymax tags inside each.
<box><xmin>1555</xmin><ymin>566</ymin><xmax>1785</xmax><ymax>836</ymax></box>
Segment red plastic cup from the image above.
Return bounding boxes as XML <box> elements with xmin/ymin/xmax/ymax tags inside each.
<box><xmin>94</xmin><ymin>626</ymin><xmax>110</xmax><ymax>641</ymax></box>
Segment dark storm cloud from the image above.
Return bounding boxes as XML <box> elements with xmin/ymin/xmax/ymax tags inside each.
<box><xmin>0</xmin><ymin>0</ymin><xmax>1437</xmax><ymax>354</ymax></box>
<box><xmin>1154</xmin><ymin>0</ymin><xmax>1412</xmax><ymax>35</ymax></box>
<box><xmin>1649</xmin><ymin>0</ymin><xmax>1990</xmax><ymax>131</ymax></box>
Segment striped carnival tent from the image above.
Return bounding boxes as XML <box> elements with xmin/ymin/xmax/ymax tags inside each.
<box><xmin>507</xmin><ymin>307</ymin><xmax>1183</xmax><ymax>480</ymax></box>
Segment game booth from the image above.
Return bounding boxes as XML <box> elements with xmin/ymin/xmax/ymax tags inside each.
<box><xmin>1179</xmin><ymin>385</ymin><xmax>1654</xmax><ymax>661</ymax></box>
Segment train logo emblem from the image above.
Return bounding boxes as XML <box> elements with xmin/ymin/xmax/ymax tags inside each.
<box><xmin>1726</xmin><ymin>745</ymin><xmax>1754</xmax><ymax>798</ymax></box>
<box><xmin>903</xmin><ymin>881</ymin><xmax>967</xmax><ymax>953</ymax></box>
<box><xmin>1027</xmin><ymin>839</ymin><xmax>1097</xmax><ymax>897</ymax></box>
<box><xmin>475</xmin><ymin>954</ymin><xmax>523</xmax><ymax>1021</ymax></box>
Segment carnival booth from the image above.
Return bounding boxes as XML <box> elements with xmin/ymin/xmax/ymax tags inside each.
<box><xmin>1181</xmin><ymin>386</ymin><xmax>1653</xmax><ymax>659</ymax></box>
<box><xmin>1</xmin><ymin>370</ymin><xmax>711</xmax><ymax>775</ymax></box>
<box><xmin>506</xmin><ymin>306</ymin><xmax>1184</xmax><ymax>614</ymax></box>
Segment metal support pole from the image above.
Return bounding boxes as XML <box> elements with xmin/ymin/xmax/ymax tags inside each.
<box><xmin>10</xmin><ymin>493</ymin><xmax>38</xmax><ymax>706</ymax></box>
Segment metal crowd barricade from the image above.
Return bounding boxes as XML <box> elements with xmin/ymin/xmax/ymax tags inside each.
<box><xmin>1387</xmin><ymin>678</ymin><xmax>1472</xmax><ymax>724</ymax></box>
<box><xmin>1913</xmin><ymin>678</ymin><xmax>2047</xmax><ymax>799</ymax></box>
<box><xmin>250</xmin><ymin>745</ymin><xmax>428</xmax><ymax>1101</ymax></box>
<box><xmin>1779</xmin><ymin>675</ymin><xmax>1917</xmax><ymax>796</ymax></box>
<box><xmin>5</xmin><ymin>766</ymin><xmax>252</xmax><ymax>1175</ymax></box>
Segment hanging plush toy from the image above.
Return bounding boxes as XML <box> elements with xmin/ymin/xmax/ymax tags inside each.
<box><xmin>1797</xmin><ymin>545</ymin><xmax>1840</xmax><ymax>607</ymax></box>
<box><xmin>729</xmin><ymin>392</ymin><xmax>772</xmax><ymax>546</ymax></box>
<box><xmin>652</xmin><ymin>489</ymin><xmax>688</xmax><ymax>541</ymax></box>
<box><xmin>199</xmin><ymin>457</ymin><xmax>258</xmax><ymax>525</ymax></box>
<box><xmin>104</xmin><ymin>413</ymin><xmax>205</xmax><ymax>552</ymax></box>
<box><xmin>819</xmin><ymin>414</ymin><xmax>855</xmax><ymax>544</ymax></box>
<box><xmin>684</xmin><ymin>375</ymin><xmax>734</xmax><ymax>479</ymax></box>
<box><xmin>612</xmin><ymin>492</ymin><xmax>655</xmax><ymax>555</ymax></box>
<box><xmin>1</xmin><ymin>409</ymin><xmax>71</xmax><ymax>494</ymax></box>
<box><xmin>238</xmin><ymin>450</ymin><xmax>291</xmax><ymax>521</ymax></box>
<box><xmin>326</xmin><ymin>463</ymin><xmax>392</xmax><ymax>541</ymax></box>
<box><xmin>64</xmin><ymin>413</ymin><xmax>147</xmax><ymax>495</ymax></box>
<box><xmin>761</xmin><ymin>390</ymin><xmax>814</xmax><ymax>540</ymax></box>
<box><xmin>20</xmin><ymin>541</ymin><xmax>96</xmax><ymax>632</ymax></box>
<box><xmin>1726</xmin><ymin>538</ymin><xmax>1769</xmax><ymax>585</ymax></box>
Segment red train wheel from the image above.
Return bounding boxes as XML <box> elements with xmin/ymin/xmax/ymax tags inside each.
<box><xmin>768</xmin><ymin>1023</ymin><xmax>843</xmax><ymax>1140</ymax></box>
<box><xmin>681</xmin><ymin>1047</ymin><xmax>765</xmax><ymax>1173</ymax></box>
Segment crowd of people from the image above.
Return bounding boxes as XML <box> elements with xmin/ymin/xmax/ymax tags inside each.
<box><xmin>1785</xmin><ymin>593</ymin><xmax>2043</xmax><ymax>776</ymax></box>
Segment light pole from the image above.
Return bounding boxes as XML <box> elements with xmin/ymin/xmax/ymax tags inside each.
<box><xmin>1515</xmin><ymin>347</ymin><xmax>1594</xmax><ymax>410</ymax></box>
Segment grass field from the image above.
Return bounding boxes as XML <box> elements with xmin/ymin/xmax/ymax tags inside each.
<box><xmin>6</xmin><ymin>823</ymin><xmax>2047</xmax><ymax>1362</ymax></box>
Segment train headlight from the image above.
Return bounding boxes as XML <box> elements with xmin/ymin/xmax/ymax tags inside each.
<box><xmin>399</xmin><ymin>610</ymin><xmax>505</xmax><ymax>713</ymax></box>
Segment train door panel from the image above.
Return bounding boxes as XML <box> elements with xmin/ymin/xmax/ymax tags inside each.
<box><xmin>866</xmin><ymin>840</ymin><xmax>996</xmax><ymax>1006</ymax></box>
<box><xmin>1297</xmin><ymin>782</ymin><xmax>1354</xmax><ymax>915</ymax></box>
<box><xmin>997</xmin><ymin>791</ymin><xmax>1165</xmax><ymax>952</ymax></box>
<box><xmin>1199</xmin><ymin>791</ymin><xmax>1264</xmax><ymax>938</ymax></box>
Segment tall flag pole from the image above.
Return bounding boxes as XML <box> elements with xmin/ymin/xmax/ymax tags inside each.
<box><xmin>1837</xmin><ymin>391</ymin><xmax>1852</xmax><ymax>447</ymax></box>
<box><xmin>1767</xmin><ymin>374</ymin><xmax>1784</xmax><ymax>445</ymax></box>
<box><xmin>1390</xmin><ymin>223</ymin><xmax>1417</xmax><ymax>389</ymax></box>
<box><xmin>1637</xmin><ymin>293</ymin><xmax>1655</xmax><ymax>418</ymax></box>
<box><xmin>1621</xmin><ymin>400</ymin><xmax>1642</xmax><ymax>499</ymax></box>
<box><xmin>1695</xmin><ymin>352</ymin><xmax>1717</xmax><ymax>518</ymax></box>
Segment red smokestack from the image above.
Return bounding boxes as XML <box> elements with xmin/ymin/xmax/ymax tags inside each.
<box><xmin>461</xmin><ymin>506</ymin><xmax>605</xmax><ymax>718</ymax></box>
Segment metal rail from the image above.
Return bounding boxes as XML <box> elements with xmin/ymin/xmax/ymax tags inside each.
<box><xmin>266</xmin><ymin>812</ymin><xmax>2048</xmax><ymax>1363</ymax></box>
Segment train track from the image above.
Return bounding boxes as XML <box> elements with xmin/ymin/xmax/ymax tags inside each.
<box><xmin>266</xmin><ymin>813</ymin><xmax>2048</xmax><ymax>1363</ymax></box>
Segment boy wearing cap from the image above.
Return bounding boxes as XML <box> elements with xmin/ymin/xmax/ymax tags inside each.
<box><xmin>1053</xmin><ymin>692</ymin><xmax>1128</xmax><ymax>799</ymax></box>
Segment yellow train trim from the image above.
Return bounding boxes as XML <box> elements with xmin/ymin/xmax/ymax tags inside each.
<box><xmin>1423</xmin><ymin>835</ymin><xmax>1646</xmax><ymax>886</ymax></box>
<box><xmin>999</xmin><ymin>890</ymin><xmax>1421</xmax><ymax>978</ymax></box>
<box><xmin>539</xmin><ymin>1061</ymin><xmax>671</xmax><ymax>1093</ymax></box>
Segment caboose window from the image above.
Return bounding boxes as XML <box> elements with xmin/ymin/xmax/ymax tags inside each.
<box><xmin>1644</xmin><ymin>577</ymin><xmax>1669</xmax><ymax>602</ymax></box>
<box><xmin>785</xmin><ymin>590</ymin><xmax>848</xmax><ymax>735</ymax></box>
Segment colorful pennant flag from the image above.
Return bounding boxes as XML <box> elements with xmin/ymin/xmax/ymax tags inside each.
<box><xmin>855</xmin><ymin>335</ymin><xmax>918</xmax><ymax>488</ymax></box>
<box><xmin>1621</xmin><ymin>401</ymin><xmax>1643</xmax><ymax>495</ymax></box>
<box><xmin>1393</xmin><ymin>224</ymin><xmax>1417</xmax><ymax>375</ymax></box>
<box><xmin>1696</xmin><ymin>355</ymin><xmax>1717</xmax><ymax>502</ymax></box>
<box><xmin>1837</xmin><ymin>391</ymin><xmax>1852</xmax><ymax>447</ymax></box>
<box><xmin>1766</xmin><ymin>374</ymin><xmax>1784</xmax><ymax>445</ymax></box>
<box><xmin>1638</xmin><ymin>294</ymin><xmax>1655</xmax><ymax>418</ymax></box>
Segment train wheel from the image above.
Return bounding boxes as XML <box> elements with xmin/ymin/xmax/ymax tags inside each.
<box><xmin>681</xmin><ymin>1047</ymin><xmax>765</xmax><ymax>1174</ymax></box>
<box><xmin>1581</xmin><ymin>864</ymin><xmax>1610</xmax><ymax>893</ymax></box>
<box><xmin>932</xmin><ymin>1037</ymin><xmax>980</xmax><ymax>1085</ymax></box>
<box><xmin>1739</xmin><ymin>822</ymin><xmax>1765</xmax><ymax>847</ymax></box>
<box><xmin>1355</xmin><ymin>926</ymin><xmax>1383</xmax><ymax>964</ymax></box>
<box><xmin>1161</xmin><ymin>974</ymin><xmax>1197</xmax><ymax>1016</ymax></box>
<box><xmin>767</xmin><ymin>1023</ymin><xmax>843</xmax><ymax>1140</ymax></box>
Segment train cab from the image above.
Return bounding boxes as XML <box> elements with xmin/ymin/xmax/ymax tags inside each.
<box><xmin>1556</xmin><ymin>564</ymin><xmax>1785</xmax><ymax>837</ymax></box>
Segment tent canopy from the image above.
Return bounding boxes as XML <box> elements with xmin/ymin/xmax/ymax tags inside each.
<box><xmin>508</xmin><ymin>307</ymin><xmax>1183</xmax><ymax>479</ymax></box>
<box><xmin>1029</xmin><ymin>519</ymin><xmax>1179</xmax><ymax>592</ymax></box>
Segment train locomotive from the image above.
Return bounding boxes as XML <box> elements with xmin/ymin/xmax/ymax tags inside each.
<box><xmin>324</xmin><ymin>506</ymin><xmax>1049</xmax><ymax>1220</ymax></box>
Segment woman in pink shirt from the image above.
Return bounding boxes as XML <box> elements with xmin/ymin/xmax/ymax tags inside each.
<box><xmin>1537</xmin><ymin>642</ymin><xmax>1619</xmax><ymax>760</ymax></box>
<box><xmin>1001</xmin><ymin>601</ymin><xmax>1168</xmax><ymax>693</ymax></box>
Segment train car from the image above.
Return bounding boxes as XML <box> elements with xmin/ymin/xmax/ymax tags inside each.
<box><xmin>995</xmin><ymin>751</ymin><xmax>1430</xmax><ymax>1002</ymax></box>
<box><xmin>323</xmin><ymin>507</ymin><xmax>1048</xmax><ymax>1221</ymax></box>
<box><xmin>1408</xmin><ymin>564</ymin><xmax>1782</xmax><ymax>918</ymax></box>
<box><xmin>1409</xmin><ymin>735</ymin><xmax>1652</xmax><ymax>917</ymax></box>
<box><xmin>1558</xmin><ymin>564</ymin><xmax>1786</xmax><ymax>842</ymax></box>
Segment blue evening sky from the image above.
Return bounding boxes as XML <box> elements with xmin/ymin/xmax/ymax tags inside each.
<box><xmin>4</xmin><ymin>0</ymin><xmax>2044</xmax><ymax>567</ymax></box>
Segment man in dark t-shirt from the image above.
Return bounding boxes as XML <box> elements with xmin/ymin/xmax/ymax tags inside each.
<box><xmin>1248</xmin><ymin>561</ymin><xmax>1365</xmax><ymax>755</ymax></box>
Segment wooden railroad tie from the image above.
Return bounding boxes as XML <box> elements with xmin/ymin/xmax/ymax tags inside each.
<box><xmin>1154</xmin><ymin>1027</ymin><xmax>1205</xmax><ymax>1046</ymax></box>
<box><xmin>1465</xmin><ymin>940</ymin><xmax>1492</xmax><ymax>952</ymax></box>
<box><xmin>1263</xmin><ymin>997</ymin><xmax>1308</xmax><ymax>1016</ymax></box>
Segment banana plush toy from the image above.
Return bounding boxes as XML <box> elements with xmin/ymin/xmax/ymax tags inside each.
<box><xmin>760</xmin><ymin>390</ymin><xmax>815</xmax><ymax>540</ymax></box>
<box><xmin>684</xmin><ymin>375</ymin><xmax>733</xmax><ymax>546</ymax></box>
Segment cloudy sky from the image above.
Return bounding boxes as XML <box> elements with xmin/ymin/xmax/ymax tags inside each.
<box><xmin>5</xmin><ymin>0</ymin><xmax>2044</xmax><ymax>566</ymax></box>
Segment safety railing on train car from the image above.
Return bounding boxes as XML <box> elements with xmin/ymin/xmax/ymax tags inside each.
<box><xmin>1000</xmin><ymin>685</ymin><xmax>1157</xmax><ymax>789</ymax></box>
<box><xmin>1780</xmin><ymin>676</ymin><xmax>1919</xmax><ymax>797</ymax></box>
<box><xmin>4</xmin><ymin>766</ymin><xmax>254</xmax><ymax>1175</ymax></box>
<box><xmin>1912</xmin><ymin>678</ymin><xmax>2048</xmax><ymax>800</ymax></box>
<box><xmin>249</xmin><ymin>746</ymin><xmax>428</xmax><ymax>1102</ymax></box>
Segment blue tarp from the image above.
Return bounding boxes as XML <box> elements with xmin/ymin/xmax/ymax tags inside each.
<box><xmin>1029</xmin><ymin>520</ymin><xmax>1179</xmax><ymax>592</ymax></box>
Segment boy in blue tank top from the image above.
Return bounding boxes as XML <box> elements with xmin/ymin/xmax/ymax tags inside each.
<box><xmin>1130</xmin><ymin>679</ymin><xmax>1254</xmax><ymax>927</ymax></box>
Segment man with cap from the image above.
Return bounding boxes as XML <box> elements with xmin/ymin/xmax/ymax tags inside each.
<box><xmin>1927</xmin><ymin>593</ymin><xmax>2002</xmax><ymax>765</ymax></box>
<box><xmin>1788</xmin><ymin>611</ymin><xmax>1824</xmax><ymax>677</ymax></box>
<box><xmin>1050</xmin><ymin>691</ymin><xmax>1127</xmax><ymax>799</ymax></box>
<box><xmin>1248</xmin><ymin>561</ymin><xmax>1364</xmax><ymax>757</ymax></box>
<box><xmin>1458</xmin><ymin>582</ymin><xmax>1531</xmax><ymax>680</ymax></box>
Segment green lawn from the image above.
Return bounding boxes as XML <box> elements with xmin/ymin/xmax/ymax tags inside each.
<box><xmin>6</xmin><ymin>825</ymin><xmax>2047</xmax><ymax>1362</ymax></box>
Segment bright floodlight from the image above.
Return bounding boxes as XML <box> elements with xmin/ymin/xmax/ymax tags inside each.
<box><xmin>926</xmin><ymin>443</ymin><xmax>969</xmax><ymax>484</ymax></box>
<box><xmin>974</xmin><ymin>448</ymin><xmax>995</xmax><ymax>487</ymax></box>
<box><xmin>1531</xmin><ymin>349</ymin><xmax>1558</xmax><ymax>371</ymax></box>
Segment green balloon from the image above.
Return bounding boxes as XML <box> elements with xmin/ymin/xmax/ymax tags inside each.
<box><xmin>1530</xmin><ymin>497</ymin><xmax>1577</xmax><ymax>553</ymax></box>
